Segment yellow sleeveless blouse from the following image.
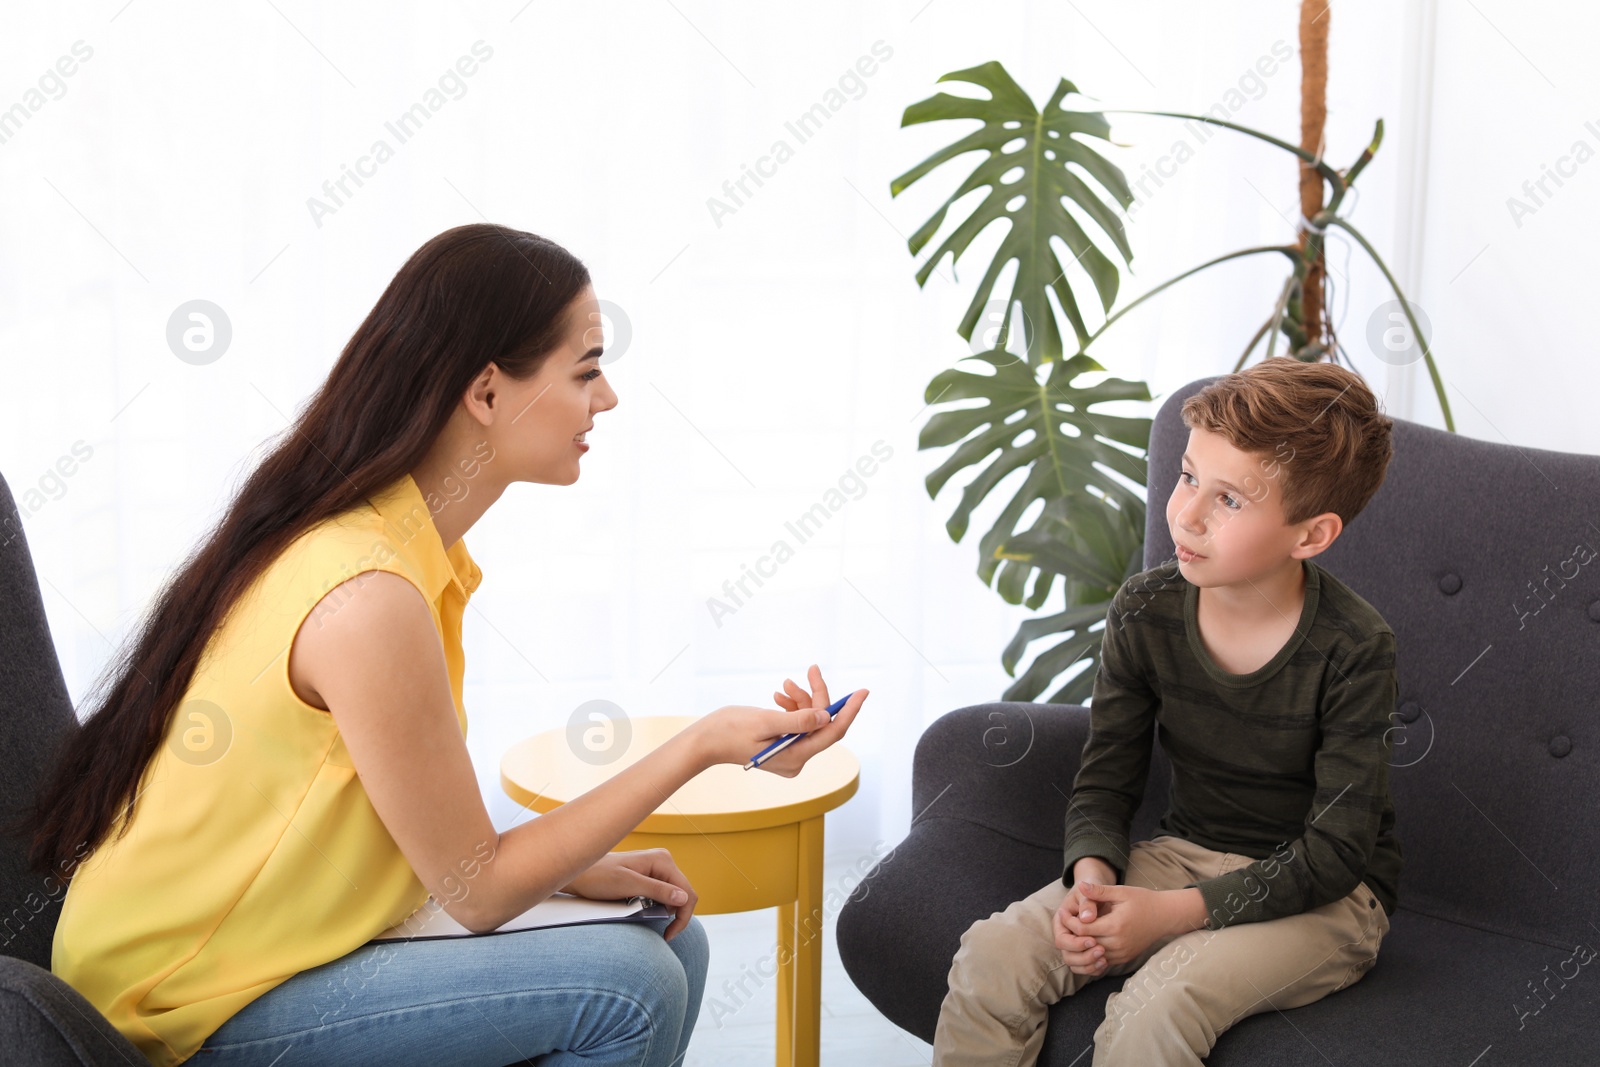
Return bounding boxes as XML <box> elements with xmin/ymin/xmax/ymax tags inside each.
<box><xmin>51</xmin><ymin>473</ymin><xmax>481</xmax><ymax>1065</ymax></box>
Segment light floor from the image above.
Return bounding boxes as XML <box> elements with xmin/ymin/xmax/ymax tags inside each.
<box><xmin>683</xmin><ymin>848</ymin><xmax>935</xmax><ymax>1067</ymax></box>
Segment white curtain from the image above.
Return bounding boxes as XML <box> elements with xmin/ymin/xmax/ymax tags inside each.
<box><xmin>3</xmin><ymin>0</ymin><xmax>1592</xmax><ymax>857</ymax></box>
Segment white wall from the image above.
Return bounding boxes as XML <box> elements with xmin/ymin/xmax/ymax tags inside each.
<box><xmin>2</xmin><ymin>0</ymin><xmax>1594</xmax><ymax>858</ymax></box>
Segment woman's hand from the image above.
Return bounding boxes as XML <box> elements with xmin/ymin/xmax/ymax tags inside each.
<box><xmin>693</xmin><ymin>665</ymin><xmax>868</xmax><ymax>777</ymax></box>
<box><xmin>561</xmin><ymin>849</ymin><xmax>699</xmax><ymax>941</ymax></box>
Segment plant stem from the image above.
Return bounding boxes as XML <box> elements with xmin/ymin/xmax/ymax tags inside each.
<box><xmin>1103</xmin><ymin>110</ymin><xmax>1345</xmax><ymax>195</ymax></box>
<box><xmin>1234</xmin><ymin>312</ymin><xmax>1276</xmax><ymax>371</ymax></box>
<box><xmin>1264</xmin><ymin>275</ymin><xmax>1295</xmax><ymax>362</ymax></box>
<box><xmin>1326</xmin><ymin>216</ymin><xmax>1456</xmax><ymax>431</ymax></box>
<box><xmin>1343</xmin><ymin>119</ymin><xmax>1384</xmax><ymax>189</ymax></box>
<box><xmin>1078</xmin><ymin>245</ymin><xmax>1300</xmax><ymax>354</ymax></box>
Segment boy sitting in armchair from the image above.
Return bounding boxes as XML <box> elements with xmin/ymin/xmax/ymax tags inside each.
<box><xmin>933</xmin><ymin>359</ymin><xmax>1403</xmax><ymax>1066</ymax></box>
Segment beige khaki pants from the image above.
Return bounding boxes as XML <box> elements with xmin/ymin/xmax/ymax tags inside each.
<box><xmin>932</xmin><ymin>835</ymin><xmax>1389</xmax><ymax>1067</ymax></box>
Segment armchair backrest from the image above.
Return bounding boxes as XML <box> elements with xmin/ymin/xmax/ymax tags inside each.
<box><xmin>0</xmin><ymin>472</ymin><xmax>79</xmax><ymax>969</ymax></box>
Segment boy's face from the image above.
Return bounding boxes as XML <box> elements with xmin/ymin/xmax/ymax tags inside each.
<box><xmin>1165</xmin><ymin>427</ymin><xmax>1330</xmax><ymax>587</ymax></box>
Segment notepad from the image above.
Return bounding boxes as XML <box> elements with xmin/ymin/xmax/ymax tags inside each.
<box><xmin>371</xmin><ymin>893</ymin><xmax>676</xmax><ymax>942</ymax></box>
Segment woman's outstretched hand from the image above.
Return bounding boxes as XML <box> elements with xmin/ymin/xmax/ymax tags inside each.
<box><xmin>694</xmin><ymin>665</ymin><xmax>867</xmax><ymax>778</ymax></box>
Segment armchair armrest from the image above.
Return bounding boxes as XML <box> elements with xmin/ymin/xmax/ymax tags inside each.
<box><xmin>909</xmin><ymin>702</ymin><xmax>1093</xmax><ymax>853</ymax></box>
<box><xmin>0</xmin><ymin>956</ymin><xmax>144</xmax><ymax>1065</ymax></box>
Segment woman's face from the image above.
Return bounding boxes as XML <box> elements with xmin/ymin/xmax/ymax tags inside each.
<box><xmin>491</xmin><ymin>286</ymin><xmax>618</xmax><ymax>486</ymax></box>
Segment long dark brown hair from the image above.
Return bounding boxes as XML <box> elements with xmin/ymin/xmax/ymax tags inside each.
<box><xmin>19</xmin><ymin>223</ymin><xmax>590</xmax><ymax>877</ymax></box>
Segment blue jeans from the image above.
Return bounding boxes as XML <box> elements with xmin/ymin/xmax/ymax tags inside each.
<box><xmin>191</xmin><ymin>917</ymin><xmax>708</xmax><ymax>1066</ymax></box>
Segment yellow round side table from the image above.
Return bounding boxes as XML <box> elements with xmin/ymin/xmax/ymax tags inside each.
<box><xmin>500</xmin><ymin>714</ymin><xmax>860</xmax><ymax>1067</ymax></box>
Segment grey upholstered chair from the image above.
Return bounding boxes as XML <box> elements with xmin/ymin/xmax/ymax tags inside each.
<box><xmin>838</xmin><ymin>375</ymin><xmax>1600</xmax><ymax>1064</ymax></box>
<box><xmin>0</xmin><ymin>473</ymin><xmax>145</xmax><ymax>1063</ymax></box>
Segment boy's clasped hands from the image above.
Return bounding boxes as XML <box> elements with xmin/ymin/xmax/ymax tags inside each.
<box><xmin>1053</xmin><ymin>857</ymin><xmax>1209</xmax><ymax>976</ymax></box>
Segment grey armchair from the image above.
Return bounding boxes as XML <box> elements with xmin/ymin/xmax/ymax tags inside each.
<box><xmin>837</xmin><ymin>376</ymin><xmax>1600</xmax><ymax>1064</ymax></box>
<box><xmin>0</xmin><ymin>476</ymin><xmax>145</xmax><ymax>1063</ymax></box>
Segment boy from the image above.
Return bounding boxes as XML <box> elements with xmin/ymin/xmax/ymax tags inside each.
<box><xmin>933</xmin><ymin>359</ymin><xmax>1402</xmax><ymax>1066</ymax></box>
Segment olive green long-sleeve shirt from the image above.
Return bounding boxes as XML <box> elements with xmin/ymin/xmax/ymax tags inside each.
<box><xmin>1061</xmin><ymin>558</ymin><xmax>1403</xmax><ymax>928</ymax></box>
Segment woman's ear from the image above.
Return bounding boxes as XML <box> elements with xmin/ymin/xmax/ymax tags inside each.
<box><xmin>463</xmin><ymin>364</ymin><xmax>498</xmax><ymax>424</ymax></box>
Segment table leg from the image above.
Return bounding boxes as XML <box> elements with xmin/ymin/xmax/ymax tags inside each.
<box><xmin>777</xmin><ymin>898</ymin><xmax>795</xmax><ymax>1066</ymax></box>
<box><xmin>796</xmin><ymin>815</ymin><xmax>825</xmax><ymax>1065</ymax></box>
<box><xmin>776</xmin><ymin>815</ymin><xmax>825</xmax><ymax>1067</ymax></box>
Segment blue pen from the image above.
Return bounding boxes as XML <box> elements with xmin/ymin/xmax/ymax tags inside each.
<box><xmin>744</xmin><ymin>692</ymin><xmax>853</xmax><ymax>770</ymax></box>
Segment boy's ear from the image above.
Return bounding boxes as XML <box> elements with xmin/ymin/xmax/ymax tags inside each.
<box><xmin>1294</xmin><ymin>511</ymin><xmax>1343</xmax><ymax>558</ymax></box>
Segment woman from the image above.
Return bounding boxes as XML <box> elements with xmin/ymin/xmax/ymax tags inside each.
<box><xmin>24</xmin><ymin>223</ymin><xmax>868</xmax><ymax>1066</ymax></box>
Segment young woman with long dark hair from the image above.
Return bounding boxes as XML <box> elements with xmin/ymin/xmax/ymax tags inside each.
<box><xmin>23</xmin><ymin>223</ymin><xmax>868</xmax><ymax>1066</ymax></box>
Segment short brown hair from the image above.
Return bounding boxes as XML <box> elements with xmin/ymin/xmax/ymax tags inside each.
<box><xmin>1180</xmin><ymin>358</ymin><xmax>1394</xmax><ymax>528</ymax></box>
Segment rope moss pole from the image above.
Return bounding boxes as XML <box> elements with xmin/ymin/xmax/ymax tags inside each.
<box><xmin>1299</xmin><ymin>0</ymin><xmax>1331</xmax><ymax>353</ymax></box>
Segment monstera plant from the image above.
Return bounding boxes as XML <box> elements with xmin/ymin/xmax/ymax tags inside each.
<box><xmin>894</xmin><ymin>7</ymin><xmax>1452</xmax><ymax>703</ymax></box>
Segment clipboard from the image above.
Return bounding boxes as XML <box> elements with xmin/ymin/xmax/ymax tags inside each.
<box><xmin>372</xmin><ymin>892</ymin><xmax>676</xmax><ymax>943</ymax></box>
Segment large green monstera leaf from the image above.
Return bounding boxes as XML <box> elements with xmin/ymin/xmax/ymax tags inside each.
<box><xmin>920</xmin><ymin>351</ymin><xmax>1151</xmax><ymax>609</ymax></box>
<box><xmin>896</xmin><ymin>59</ymin><xmax>1154</xmax><ymax>701</ymax></box>
<box><xmin>892</xmin><ymin>61</ymin><xmax>1135</xmax><ymax>363</ymax></box>
<box><xmin>995</xmin><ymin>491</ymin><xmax>1148</xmax><ymax>703</ymax></box>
